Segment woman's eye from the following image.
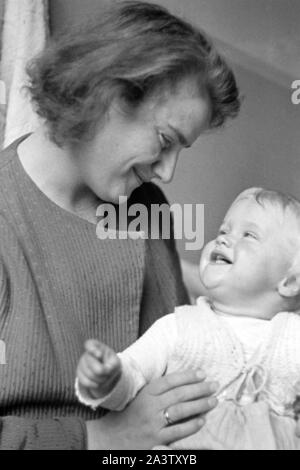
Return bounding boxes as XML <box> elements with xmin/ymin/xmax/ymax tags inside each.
<box><xmin>244</xmin><ymin>231</ymin><xmax>257</xmax><ymax>239</ymax></box>
<box><xmin>159</xmin><ymin>134</ymin><xmax>173</xmax><ymax>151</ymax></box>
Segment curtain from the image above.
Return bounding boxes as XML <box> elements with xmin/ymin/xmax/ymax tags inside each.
<box><xmin>0</xmin><ymin>0</ymin><xmax>49</xmax><ymax>149</ymax></box>
<box><xmin>0</xmin><ymin>0</ymin><xmax>6</xmax><ymax>145</ymax></box>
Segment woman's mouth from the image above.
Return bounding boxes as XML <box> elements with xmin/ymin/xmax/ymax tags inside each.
<box><xmin>133</xmin><ymin>167</ymin><xmax>146</xmax><ymax>185</ymax></box>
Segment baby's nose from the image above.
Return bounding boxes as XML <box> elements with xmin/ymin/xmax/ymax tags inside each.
<box><xmin>216</xmin><ymin>233</ymin><xmax>232</xmax><ymax>247</ymax></box>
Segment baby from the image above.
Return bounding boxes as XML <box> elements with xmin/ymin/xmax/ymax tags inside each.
<box><xmin>76</xmin><ymin>187</ymin><xmax>300</xmax><ymax>450</ymax></box>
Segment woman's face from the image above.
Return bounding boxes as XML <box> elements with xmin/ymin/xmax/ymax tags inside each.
<box><xmin>73</xmin><ymin>79</ymin><xmax>211</xmax><ymax>203</ymax></box>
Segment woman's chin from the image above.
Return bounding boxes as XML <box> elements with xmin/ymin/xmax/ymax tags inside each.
<box><xmin>95</xmin><ymin>177</ymin><xmax>144</xmax><ymax>204</ymax></box>
<box><xmin>100</xmin><ymin>187</ymin><xmax>132</xmax><ymax>204</ymax></box>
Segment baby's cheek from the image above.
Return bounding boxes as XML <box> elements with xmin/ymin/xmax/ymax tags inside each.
<box><xmin>235</xmin><ymin>248</ymin><xmax>262</xmax><ymax>276</ymax></box>
<box><xmin>236</xmin><ymin>244</ymin><xmax>257</xmax><ymax>259</ymax></box>
<box><xmin>202</xmin><ymin>240</ymin><xmax>215</xmax><ymax>259</ymax></box>
<box><xmin>199</xmin><ymin>243</ymin><xmax>213</xmax><ymax>272</ymax></box>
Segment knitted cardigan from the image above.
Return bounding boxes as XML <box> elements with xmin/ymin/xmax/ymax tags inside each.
<box><xmin>78</xmin><ymin>296</ymin><xmax>300</xmax><ymax>413</ymax></box>
<box><xmin>78</xmin><ymin>297</ymin><xmax>300</xmax><ymax>450</ymax></box>
<box><xmin>0</xmin><ymin>136</ymin><xmax>189</xmax><ymax>450</ymax></box>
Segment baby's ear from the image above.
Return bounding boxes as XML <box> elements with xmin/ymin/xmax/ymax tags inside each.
<box><xmin>278</xmin><ymin>273</ymin><xmax>300</xmax><ymax>298</ymax></box>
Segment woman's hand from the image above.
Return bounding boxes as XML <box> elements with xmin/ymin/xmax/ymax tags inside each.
<box><xmin>86</xmin><ymin>369</ymin><xmax>218</xmax><ymax>449</ymax></box>
<box><xmin>294</xmin><ymin>381</ymin><xmax>300</xmax><ymax>438</ymax></box>
<box><xmin>296</xmin><ymin>421</ymin><xmax>300</xmax><ymax>438</ymax></box>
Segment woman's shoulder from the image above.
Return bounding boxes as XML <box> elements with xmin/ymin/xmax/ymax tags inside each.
<box><xmin>0</xmin><ymin>142</ymin><xmax>16</xmax><ymax>172</ymax></box>
<box><xmin>0</xmin><ymin>135</ymin><xmax>31</xmax><ymax>216</ymax></box>
<box><xmin>0</xmin><ymin>135</ymin><xmax>30</xmax><ymax>170</ymax></box>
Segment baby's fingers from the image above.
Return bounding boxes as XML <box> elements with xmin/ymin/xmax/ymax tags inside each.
<box><xmin>77</xmin><ymin>368</ymin><xmax>102</xmax><ymax>390</ymax></box>
<box><xmin>84</xmin><ymin>340</ymin><xmax>120</xmax><ymax>376</ymax></box>
<box><xmin>103</xmin><ymin>348</ymin><xmax>121</xmax><ymax>373</ymax></box>
<box><xmin>82</xmin><ymin>353</ymin><xmax>110</xmax><ymax>379</ymax></box>
<box><xmin>84</xmin><ymin>339</ymin><xmax>105</xmax><ymax>360</ymax></box>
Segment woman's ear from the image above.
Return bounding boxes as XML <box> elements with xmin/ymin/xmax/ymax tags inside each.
<box><xmin>278</xmin><ymin>274</ymin><xmax>300</xmax><ymax>298</ymax></box>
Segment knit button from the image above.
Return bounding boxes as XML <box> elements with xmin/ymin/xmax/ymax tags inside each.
<box><xmin>239</xmin><ymin>394</ymin><xmax>254</xmax><ymax>405</ymax></box>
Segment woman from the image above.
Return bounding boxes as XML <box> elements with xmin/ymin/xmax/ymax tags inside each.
<box><xmin>0</xmin><ymin>1</ymin><xmax>240</xmax><ymax>449</ymax></box>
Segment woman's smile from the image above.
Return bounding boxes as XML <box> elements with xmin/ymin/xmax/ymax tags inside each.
<box><xmin>73</xmin><ymin>79</ymin><xmax>211</xmax><ymax>203</ymax></box>
<box><xmin>132</xmin><ymin>166</ymin><xmax>151</xmax><ymax>185</ymax></box>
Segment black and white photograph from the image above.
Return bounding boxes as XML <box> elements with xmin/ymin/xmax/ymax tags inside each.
<box><xmin>0</xmin><ymin>0</ymin><xmax>300</xmax><ymax>452</ymax></box>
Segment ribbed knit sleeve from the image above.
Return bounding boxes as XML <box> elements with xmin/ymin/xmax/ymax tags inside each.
<box><xmin>0</xmin><ymin>216</ymin><xmax>87</xmax><ymax>450</ymax></box>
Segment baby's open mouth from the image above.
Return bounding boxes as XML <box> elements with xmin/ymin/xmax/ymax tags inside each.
<box><xmin>210</xmin><ymin>251</ymin><xmax>233</xmax><ymax>265</ymax></box>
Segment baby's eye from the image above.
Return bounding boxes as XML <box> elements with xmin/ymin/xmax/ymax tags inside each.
<box><xmin>218</xmin><ymin>228</ymin><xmax>227</xmax><ymax>236</ymax></box>
<box><xmin>244</xmin><ymin>231</ymin><xmax>257</xmax><ymax>240</ymax></box>
<box><xmin>159</xmin><ymin>133</ymin><xmax>173</xmax><ymax>151</ymax></box>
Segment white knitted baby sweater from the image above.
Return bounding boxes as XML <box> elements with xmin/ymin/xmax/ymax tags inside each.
<box><xmin>77</xmin><ymin>297</ymin><xmax>300</xmax><ymax>449</ymax></box>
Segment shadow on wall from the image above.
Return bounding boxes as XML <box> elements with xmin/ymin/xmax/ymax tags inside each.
<box><xmin>163</xmin><ymin>58</ymin><xmax>300</xmax><ymax>262</ymax></box>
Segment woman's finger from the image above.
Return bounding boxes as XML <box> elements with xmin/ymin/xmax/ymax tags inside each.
<box><xmin>161</xmin><ymin>381</ymin><xmax>219</xmax><ymax>410</ymax></box>
<box><xmin>152</xmin><ymin>446</ymin><xmax>171</xmax><ymax>450</ymax></box>
<box><xmin>165</xmin><ymin>396</ymin><xmax>218</xmax><ymax>423</ymax></box>
<box><xmin>159</xmin><ymin>415</ymin><xmax>204</xmax><ymax>445</ymax></box>
<box><xmin>148</xmin><ymin>369</ymin><xmax>206</xmax><ymax>395</ymax></box>
<box><xmin>295</xmin><ymin>420</ymin><xmax>300</xmax><ymax>438</ymax></box>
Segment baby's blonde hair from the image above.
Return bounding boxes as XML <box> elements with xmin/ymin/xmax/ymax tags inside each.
<box><xmin>234</xmin><ymin>187</ymin><xmax>300</xmax><ymax>223</ymax></box>
<box><xmin>232</xmin><ymin>187</ymin><xmax>300</xmax><ymax>242</ymax></box>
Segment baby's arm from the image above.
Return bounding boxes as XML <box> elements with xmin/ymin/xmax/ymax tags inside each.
<box><xmin>76</xmin><ymin>313</ymin><xmax>178</xmax><ymax>410</ymax></box>
<box><xmin>76</xmin><ymin>339</ymin><xmax>122</xmax><ymax>400</ymax></box>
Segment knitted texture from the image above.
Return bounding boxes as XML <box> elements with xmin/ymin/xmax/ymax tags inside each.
<box><xmin>0</xmin><ymin>136</ymin><xmax>188</xmax><ymax>449</ymax></box>
<box><xmin>172</xmin><ymin>299</ymin><xmax>300</xmax><ymax>410</ymax></box>
<box><xmin>81</xmin><ymin>297</ymin><xmax>300</xmax><ymax>449</ymax></box>
<box><xmin>173</xmin><ymin>299</ymin><xmax>300</xmax><ymax>449</ymax></box>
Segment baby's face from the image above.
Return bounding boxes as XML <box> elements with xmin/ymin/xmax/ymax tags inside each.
<box><xmin>200</xmin><ymin>198</ymin><xmax>297</xmax><ymax>306</ymax></box>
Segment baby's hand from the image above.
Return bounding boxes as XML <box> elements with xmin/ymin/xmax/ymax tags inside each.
<box><xmin>77</xmin><ymin>339</ymin><xmax>122</xmax><ymax>399</ymax></box>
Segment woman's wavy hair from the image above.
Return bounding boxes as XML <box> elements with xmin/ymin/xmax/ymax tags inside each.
<box><xmin>26</xmin><ymin>1</ymin><xmax>241</xmax><ymax>146</ymax></box>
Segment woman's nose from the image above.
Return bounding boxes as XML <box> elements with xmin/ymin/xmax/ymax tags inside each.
<box><xmin>152</xmin><ymin>150</ymin><xmax>179</xmax><ymax>184</ymax></box>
